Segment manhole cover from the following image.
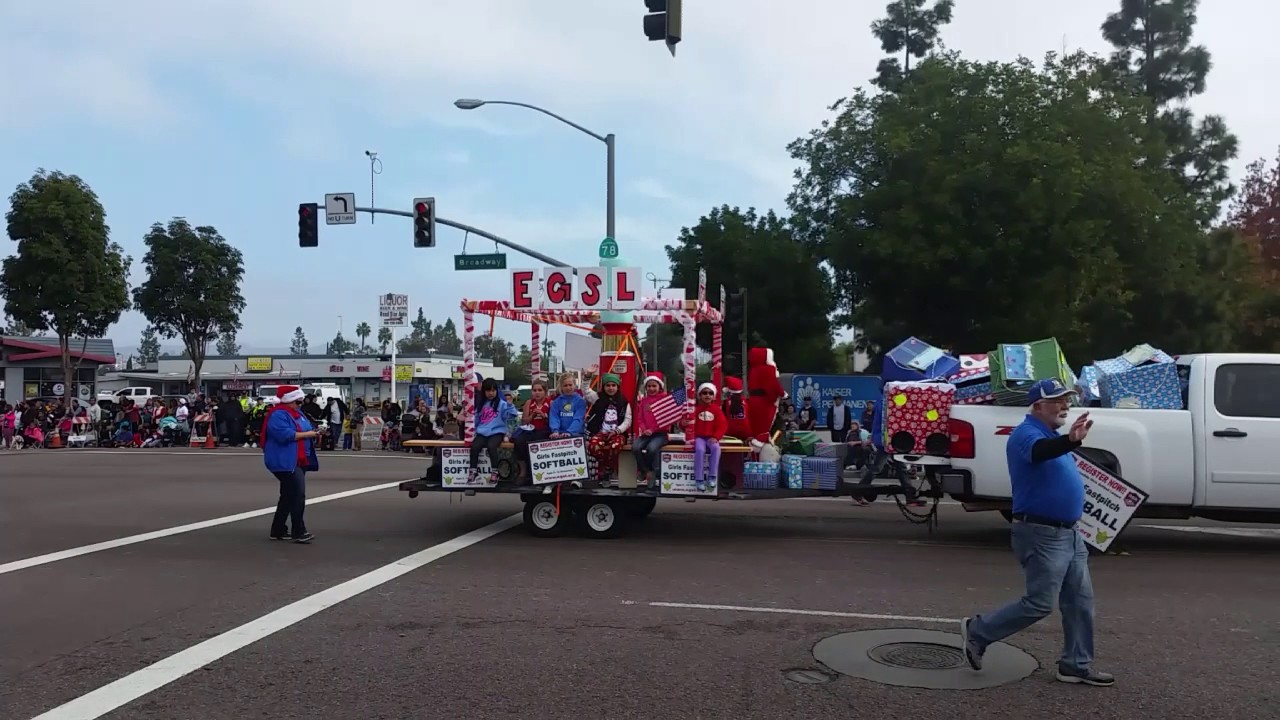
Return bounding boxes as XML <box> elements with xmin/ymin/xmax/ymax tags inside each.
<box><xmin>783</xmin><ymin>669</ymin><xmax>834</xmax><ymax>684</ymax></box>
<box><xmin>868</xmin><ymin>642</ymin><xmax>966</xmax><ymax>670</ymax></box>
<box><xmin>812</xmin><ymin>628</ymin><xmax>1038</xmax><ymax>690</ymax></box>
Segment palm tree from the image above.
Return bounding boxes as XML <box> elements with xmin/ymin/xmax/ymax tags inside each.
<box><xmin>378</xmin><ymin>326</ymin><xmax>393</xmax><ymax>353</ymax></box>
<box><xmin>355</xmin><ymin>321</ymin><xmax>372</xmax><ymax>352</ymax></box>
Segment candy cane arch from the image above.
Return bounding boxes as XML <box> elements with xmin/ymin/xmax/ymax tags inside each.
<box><xmin>462</xmin><ymin>305</ymin><xmax>477</xmax><ymax>444</ymax></box>
<box><xmin>457</xmin><ymin>277</ymin><xmax>723</xmax><ymax>441</ymax></box>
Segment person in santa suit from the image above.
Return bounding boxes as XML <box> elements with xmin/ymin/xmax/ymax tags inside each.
<box><xmin>745</xmin><ymin>347</ymin><xmax>787</xmax><ymax>448</ymax></box>
<box><xmin>721</xmin><ymin>376</ymin><xmax>751</xmax><ymax>442</ymax></box>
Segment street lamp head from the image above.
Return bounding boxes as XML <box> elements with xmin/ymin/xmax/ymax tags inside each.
<box><xmin>453</xmin><ymin>98</ymin><xmax>485</xmax><ymax>110</ymax></box>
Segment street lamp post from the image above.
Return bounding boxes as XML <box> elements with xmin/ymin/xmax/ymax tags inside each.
<box><xmin>454</xmin><ymin>99</ymin><xmax>615</xmax><ymax>240</ymax></box>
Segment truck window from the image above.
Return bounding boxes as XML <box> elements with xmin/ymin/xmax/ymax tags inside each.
<box><xmin>1214</xmin><ymin>364</ymin><xmax>1280</xmax><ymax>419</ymax></box>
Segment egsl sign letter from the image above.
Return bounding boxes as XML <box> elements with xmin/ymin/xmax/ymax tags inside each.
<box><xmin>528</xmin><ymin>437</ymin><xmax>588</xmax><ymax>485</ymax></box>
<box><xmin>510</xmin><ymin>266</ymin><xmax>642</xmax><ymax>311</ymax></box>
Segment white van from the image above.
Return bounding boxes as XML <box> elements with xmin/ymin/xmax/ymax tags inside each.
<box><xmin>258</xmin><ymin>383</ymin><xmax>346</xmax><ymax>406</ymax></box>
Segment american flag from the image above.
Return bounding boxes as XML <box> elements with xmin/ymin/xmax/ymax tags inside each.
<box><xmin>649</xmin><ymin>387</ymin><xmax>688</xmax><ymax>429</ymax></box>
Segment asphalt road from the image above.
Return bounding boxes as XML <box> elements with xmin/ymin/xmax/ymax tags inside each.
<box><xmin>2</xmin><ymin>448</ymin><xmax>1278</xmax><ymax>720</ymax></box>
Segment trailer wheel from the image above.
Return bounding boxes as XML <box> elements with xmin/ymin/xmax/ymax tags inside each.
<box><xmin>523</xmin><ymin>499</ymin><xmax>567</xmax><ymax>538</ymax></box>
<box><xmin>626</xmin><ymin>496</ymin><xmax>658</xmax><ymax>520</ymax></box>
<box><xmin>576</xmin><ymin>499</ymin><xmax>628</xmax><ymax>539</ymax></box>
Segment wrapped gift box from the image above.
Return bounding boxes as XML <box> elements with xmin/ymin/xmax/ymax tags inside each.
<box><xmin>800</xmin><ymin>456</ymin><xmax>841</xmax><ymax>490</ymax></box>
<box><xmin>883</xmin><ymin>381</ymin><xmax>956</xmax><ymax>455</ymax></box>
<box><xmin>1094</xmin><ymin>343</ymin><xmax>1174</xmax><ymax>375</ymax></box>
<box><xmin>784</xmin><ymin>430</ymin><xmax>821</xmax><ymax>456</ymax></box>
<box><xmin>954</xmin><ymin>380</ymin><xmax>995</xmax><ymax>405</ymax></box>
<box><xmin>989</xmin><ymin>338</ymin><xmax>1073</xmax><ymax>406</ymax></box>
<box><xmin>1098</xmin><ymin>360</ymin><xmax>1182</xmax><ymax>409</ymax></box>
<box><xmin>1077</xmin><ymin>365</ymin><xmax>1102</xmax><ymax>404</ymax></box>
<box><xmin>882</xmin><ymin>337</ymin><xmax>962</xmax><ymax>382</ymax></box>
<box><xmin>742</xmin><ymin>461</ymin><xmax>781</xmax><ymax>489</ymax></box>
<box><xmin>782</xmin><ymin>454</ymin><xmax>805</xmax><ymax>490</ymax></box>
<box><xmin>950</xmin><ymin>354</ymin><xmax>995</xmax><ymax>405</ymax></box>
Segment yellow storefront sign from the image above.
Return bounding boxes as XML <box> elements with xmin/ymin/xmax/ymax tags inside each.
<box><xmin>395</xmin><ymin>364</ymin><xmax>414</xmax><ymax>382</ymax></box>
<box><xmin>246</xmin><ymin>357</ymin><xmax>273</xmax><ymax>372</ymax></box>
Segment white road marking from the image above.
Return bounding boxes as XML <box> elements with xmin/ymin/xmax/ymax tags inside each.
<box><xmin>628</xmin><ymin>601</ymin><xmax>955</xmax><ymax>624</ymax></box>
<box><xmin>30</xmin><ymin>513</ymin><xmax>521</xmax><ymax>720</ymax></box>
<box><xmin>0</xmin><ymin>481</ymin><xmax>406</xmax><ymax>576</ymax></box>
<box><xmin>1135</xmin><ymin>524</ymin><xmax>1280</xmax><ymax>539</ymax></box>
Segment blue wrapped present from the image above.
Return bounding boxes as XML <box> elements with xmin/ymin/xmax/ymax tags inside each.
<box><xmin>1095</xmin><ymin>344</ymin><xmax>1175</xmax><ymax>375</ymax></box>
<box><xmin>800</xmin><ymin>456</ymin><xmax>840</xmax><ymax>490</ymax></box>
<box><xmin>1098</xmin><ymin>361</ymin><xmax>1182</xmax><ymax>409</ymax></box>
<box><xmin>742</xmin><ymin>461</ymin><xmax>780</xmax><ymax>489</ymax></box>
<box><xmin>955</xmin><ymin>380</ymin><xmax>995</xmax><ymax>405</ymax></box>
<box><xmin>882</xmin><ymin>337</ymin><xmax>962</xmax><ymax>382</ymax></box>
<box><xmin>1077</xmin><ymin>365</ymin><xmax>1101</xmax><ymax>404</ymax></box>
<box><xmin>782</xmin><ymin>454</ymin><xmax>805</xmax><ymax>490</ymax></box>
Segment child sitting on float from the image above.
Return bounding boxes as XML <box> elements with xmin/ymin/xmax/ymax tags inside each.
<box><xmin>584</xmin><ymin>373</ymin><xmax>632</xmax><ymax>484</ymax></box>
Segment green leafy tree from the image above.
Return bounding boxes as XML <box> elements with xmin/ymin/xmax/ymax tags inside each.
<box><xmin>788</xmin><ymin>52</ymin><xmax>1222</xmax><ymax>361</ymax></box>
<box><xmin>326</xmin><ymin>331</ymin><xmax>357</xmax><ymax>354</ymax></box>
<box><xmin>540</xmin><ymin>338</ymin><xmax>558</xmax><ymax>372</ymax></box>
<box><xmin>476</xmin><ymin>333</ymin><xmax>520</xmax><ymax>384</ymax></box>
<box><xmin>138</xmin><ymin>325</ymin><xmax>161</xmax><ymax>363</ymax></box>
<box><xmin>355</xmin><ymin>321</ymin><xmax>372</xmax><ymax>351</ymax></box>
<box><xmin>666</xmin><ymin>205</ymin><xmax>836</xmax><ymax>371</ymax></box>
<box><xmin>638</xmin><ymin>323</ymin><xmax>686</xmax><ymax>379</ymax></box>
<box><xmin>0</xmin><ymin>169</ymin><xmax>131</xmax><ymax>405</ymax></box>
<box><xmin>431</xmin><ymin>318</ymin><xmax>464</xmax><ymax>356</ymax></box>
<box><xmin>870</xmin><ymin>0</ymin><xmax>955</xmax><ymax>90</ymax></box>
<box><xmin>133</xmin><ymin>218</ymin><xmax>246</xmax><ymax>388</ymax></box>
<box><xmin>1101</xmin><ymin>0</ymin><xmax>1237</xmax><ymax>225</ymax></box>
<box><xmin>397</xmin><ymin>308</ymin><xmax>435</xmax><ymax>354</ymax></box>
<box><xmin>2</xmin><ymin>316</ymin><xmax>36</xmax><ymax>336</ymax></box>
<box><xmin>510</xmin><ymin>344</ymin><xmax>534</xmax><ymax>386</ymax></box>
<box><xmin>377</xmin><ymin>326</ymin><xmax>393</xmax><ymax>352</ymax></box>
<box><xmin>215</xmin><ymin>330</ymin><xmax>241</xmax><ymax>356</ymax></box>
<box><xmin>1226</xmin><ymin>147</ymin><xmax>1280</xmax><ymax>350</ymax></box>
<box><xmin>290</xmin><ymin>326</ymin><xmax>309</xmax><ymax>355</ymax></box>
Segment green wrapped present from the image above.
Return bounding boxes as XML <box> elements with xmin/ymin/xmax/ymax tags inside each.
<box><xmin>988</xmin><ymin>338</ymin><xmax>1074</xmax><ymax>406</ymax></box>
<box><xmin>783</xmin><ymin>430</ymin><xmax>821</xmax><ymax>456</ymax></box>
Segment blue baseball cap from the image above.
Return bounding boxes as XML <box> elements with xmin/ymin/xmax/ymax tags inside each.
<box><xmin>1027</xmin><ymin>378</ymin><xmax>1076</xmax><ymax>403</ymax></box>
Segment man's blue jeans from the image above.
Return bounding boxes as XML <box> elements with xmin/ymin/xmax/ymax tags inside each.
<box><xmin>969</xmin><ymin>520</ymin><xmax>1095</xmax><ymax>673</ymax></box>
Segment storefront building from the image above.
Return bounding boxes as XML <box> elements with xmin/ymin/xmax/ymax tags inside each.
<box><xmin>100</xmin><ymin>352</ymin><xmax>504</xmax><ymax>407</ymax></box>
<box><xmin>1</xmin><ymin>336</ymin><xmax>117</xmax><ymax>405</ymax></box>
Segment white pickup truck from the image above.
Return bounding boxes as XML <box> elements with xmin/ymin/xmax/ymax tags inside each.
<box><xmin>924</xmin><ymin>353</ymin><xmax>1280</xmax><ymax>524</ymax></box>
<box><xmin>98</xmin><ymin>386</ymin><xmax>157</xmax><ymax>408</ymax></box>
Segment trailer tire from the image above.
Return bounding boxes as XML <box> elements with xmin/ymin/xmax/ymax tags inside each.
<box><xmin>523</xmin><ymin>499</ymin><xmax>567</xmax><ymax>538</ymax></box>
<box><xmin>576</xmin><ymin>499</ymin><xmax>628</xmax><ymax>539</ymax></box>
<box><xmin>627</xmin><ymin>496</ymin><xmax>658</xmax><ymax>520</ymax></box>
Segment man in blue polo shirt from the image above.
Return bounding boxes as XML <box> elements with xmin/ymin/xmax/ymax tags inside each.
<box><xmin>960</xmin><ymin>378</ymin><xmax>1114</xmax><ymax>687</ymax></box>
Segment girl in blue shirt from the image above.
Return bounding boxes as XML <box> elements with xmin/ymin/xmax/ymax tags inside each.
<box><xmin>470</xmin><ymin>378</ymin><xmax>517</xmax><ymax>483</ymax></box>
<box><xmin>548</xmin><ymin>373</ymin><xmax>587</xmax><ymax>438</ymax></box>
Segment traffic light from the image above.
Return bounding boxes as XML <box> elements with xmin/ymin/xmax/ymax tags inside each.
<box><xmin>298</xmin><ymin>203</ymin><xmax>318</xmax><ymax>247</ymax></box>
<box><xmin>413</xmin><ymin>197</ymin><xmax>436</xmax><ymax>248</ymax></box>
<box><xmin>643</xmin><ymin>0</ymin><xmax>682</xmax><ymax>55</ymax></box>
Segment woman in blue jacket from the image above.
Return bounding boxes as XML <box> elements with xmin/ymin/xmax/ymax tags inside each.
<box><xmin>263</xmin><ymin>386</ymin><xmax>320</xmax><ymax>543</ymax></box>
<box><xmin>470</xmin><ymin>377</ymin><xmax>517</xmax><ymax>482</ymax></box>
<box><xmin>548</xmin><ymin>373</ymin><xmax>586</xmax><ymax>438</ymax></box>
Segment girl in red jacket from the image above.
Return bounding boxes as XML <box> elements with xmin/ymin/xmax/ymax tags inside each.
<box><xmin>692</xmin><ymin>382</ymin><xmax>727</xmax><ymax>492</ymax></box>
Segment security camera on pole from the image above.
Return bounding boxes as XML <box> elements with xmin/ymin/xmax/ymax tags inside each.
<box><xmin>379</xmin><ymin>293</ymin><xmax>409</xmax><ymax>403</ymax></box>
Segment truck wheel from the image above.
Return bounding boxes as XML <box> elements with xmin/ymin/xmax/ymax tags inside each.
<box><xmin>999</xmin><ymin>510</ymin><xmax>1014</xmax><ymax>523</ymax></box>
<box><xmin>523</xmin><ymin>499</ymin><xmax>567</xmax><ymax>538</ymax></box>
<box><xmin>576</xmin><ymin>499</ymin><xmax>628</xmax><ymax>539</ymax></box>
<box><xmin>627</xmin><ymin>496</ymin><xmax>658</xmax><ymax>520</ymax></box>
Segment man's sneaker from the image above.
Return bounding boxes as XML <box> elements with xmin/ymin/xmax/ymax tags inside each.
<box><xmin>959</xmin><ymin>617</ymin><xmax>983</xmax><ymax>670</ymax></box>
<box><xmin>270</xmin><ymin>533</ymin><xmax>289</xmax><ymax>541</ymax></box>
<box><xmin>1056</xmin><ymin>667</ymin><xmax>1114</xmax><ymax>686</ymax></box>
<box><xmin>293</xmin><ymin>532</ymin><xmax>314</xmax><ymax>544</ymax></box>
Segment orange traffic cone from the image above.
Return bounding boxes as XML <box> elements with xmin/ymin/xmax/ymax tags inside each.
<box><xmin>49</xmin><ymin>432</ymin><xmax>64</xmax><ymax>449</ymax></box>
<box><xmin>204</xmin><ymin>429</ymin><xmax>216</xmax><ymax>449</ymax></box>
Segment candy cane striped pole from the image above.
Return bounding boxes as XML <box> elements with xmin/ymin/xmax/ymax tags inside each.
<box><xmin>712</xmin><ymin>321</ymin><xmax>723</xmax><ymax>394</ymax></box>
<box><xmin>531</xmin><ymin>322</ymin><xmax>542</xmax><ymax>379</ymax></box>
<box><xmin>681</xmin><ymin>313</ymin><xmax>697</xmax><ymax>435</ymax></box>
<box><xmin>462</xmin><ymin>306</ymin><xmax>477</xmax><ymax>444</ymax></box>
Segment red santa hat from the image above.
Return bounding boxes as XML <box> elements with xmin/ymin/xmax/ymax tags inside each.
<box><xmin>723</xmin><ymin>376</ymin><xmax>744</xmax><ymax>395</ymax></box>
<box><xmin>276</xmin><ymin>385</ymin><xmax>305</xmax><ymax>404</ymax></box>
<box><xmin>642</xmin><ymin>373</ymin><xmax>666</xmax><ymax>391</ymax></box>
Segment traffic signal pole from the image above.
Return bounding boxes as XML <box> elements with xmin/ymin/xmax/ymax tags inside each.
<box><xmin>349</xmin><ymin>205</ymin><xmax>577</xmax><ymax>271</ymax></box>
